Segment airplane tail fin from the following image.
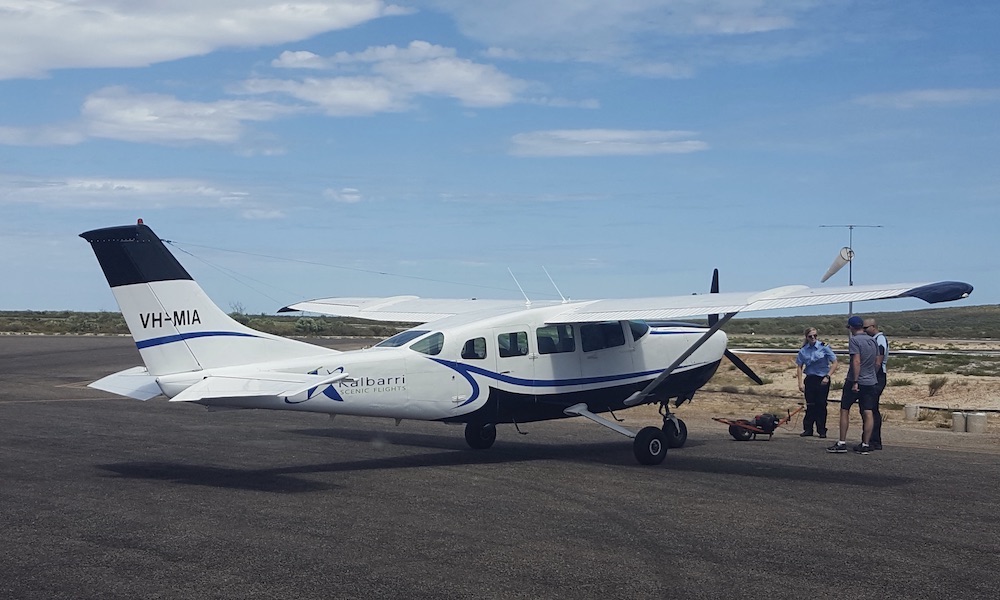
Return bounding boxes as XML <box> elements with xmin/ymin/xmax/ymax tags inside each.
<box><xmin>81</xmin><ymin>222</ymin><xmax>329</xmax><ymax>376</ymax></box>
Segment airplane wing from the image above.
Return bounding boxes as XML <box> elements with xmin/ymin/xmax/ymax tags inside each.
<box><xmin>280</xmin><ymin>296</ymin><xmax>562</xmax><ymax>323</ymax></box>
<box><xmin>280</xmin><ymin>281</ymin><xmax>972</xmax><ymax>324</ymax></box>
<box><xmin>545</xmin><ymin>281</ymin><xmax>973</xmax><ymax>323</ymax></box>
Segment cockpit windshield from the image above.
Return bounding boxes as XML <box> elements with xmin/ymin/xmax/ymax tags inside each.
<box><xmin>375</xmin><ymin>330</ymin><xmax>430</xmax><ymax>348</ymax></box>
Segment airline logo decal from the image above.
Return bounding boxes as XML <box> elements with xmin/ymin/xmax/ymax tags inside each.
<box><xmin>284</xmin><ymin>367</ymin><xmax>406</xmax><ymax>404</ymax></box>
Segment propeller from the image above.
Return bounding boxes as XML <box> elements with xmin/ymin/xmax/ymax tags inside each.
<box><xmin>708</xmin><ymin>268</ymin><xmax>763</xmax><ymax>385</ymax></box>
<box><xmin>725</xmin><ymin>348</ymin><xmax>764</xmax><ymax>385</ymax></box>
<box><xmin>642</xmin><ymin>268</ymin><xmax>764</xmax><ymax>389</ymax></box>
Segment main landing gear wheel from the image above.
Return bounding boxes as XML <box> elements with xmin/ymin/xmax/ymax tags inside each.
<box><xmin>633</xmin><ymin>427</ymin><xmax>668</xmax><ymax>465</ymax></box>
<box><xmin>729</xmin><ymin>421</ymin><xmax>753</xmax><ymax>441</ymax></box>
<box><xmin>464</xmin><ymin>423</ymin><xmax>497</xmax><ymax>450</ymax></box>
<box><xmin>664</xmin><ymin>418</ymin><xmax>688</xmax><ymax>448</ymax></box>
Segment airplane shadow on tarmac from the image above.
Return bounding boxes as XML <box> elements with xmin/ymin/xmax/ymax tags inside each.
<box><xmin>96</xmin><ymin>427</ymin><xmax>912</xmax><ymax>494</ymax></box>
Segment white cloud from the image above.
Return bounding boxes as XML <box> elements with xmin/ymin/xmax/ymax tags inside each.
<box><xmin>423</xmin><ymin>0</ymin><xmax>807</xmax><ymax>74</ymax></box>
<box><xmin>249</xmin><ymin>41</ymin><xmax>530</xmax><ymax>111</ymax></box>
<box><xmin>0</xmin><ymin>174</ymin><xmax>251</xmax><ymax>209</ymax></box>
<box><xmin>855</xmin><ymin>88</ymin><xmax>1000</xmax><ymax>109</ymax></box>
<box><xmin>242</xmin><ymin>208</ymin><xmax>286</xmax><ymax>220</ymax></box>
<box><xmin>0</xmin><ymin>125</ymin><xmax>85</xmax><ymax>146</ymax></box>
<box><xmin>0</xmin><ymin>0</ymin><xmax>407</xmax><ymax>80</ymax></box>
<box><xmin>81</xmin><ymin>86</ymin><xmax>297</xmax><ymax>144</ymax></box>
<box><xmin>510</xmin><ymin>129</ymin><xmax>709</xmax><ymax>157</ymax></box>
<box><xmin>323</xmin><ymin>187</ymin><xmax>363</xmax><ymax>203</ymax></box>
<box><xmin>0</xmin><ymin>86</ymin><xmax>297</xmax><ymax>147</ymax></box>
<box><xmin>241</xmin><ymin>76</ymin><xmax>404</xmax><ymax>116</ymax></box>
<box><xmin>271</xmin><ymin>51</ymin><xmax>329</xmax><ymax>70</ymax></box>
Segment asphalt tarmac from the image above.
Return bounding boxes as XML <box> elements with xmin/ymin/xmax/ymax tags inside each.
<box><xmin>2</xmin><ymin>335</ymin><xmax>998</xmax><ymax>599</ymax></box>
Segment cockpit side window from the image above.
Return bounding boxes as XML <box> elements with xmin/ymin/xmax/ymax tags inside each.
<box><xmin>629</xmin><ymin>320</ymin><xmax>650</xmax><ymax>341</ymax></box>
<box><xmin>410</xmin><ymin>332</ymin><xmax>444</xmax><ymax>356</ymax></box>
<box><xmin>461</xmin><ymin>337</ymin><xmax>487</xmax><ymax>360</ymax></box>
<box><xmin>581</xmin><ymin>321</ymin><xmax>626</xmax><ymax>352</ymax></box>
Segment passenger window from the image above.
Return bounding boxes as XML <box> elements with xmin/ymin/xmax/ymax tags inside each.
<box><xmin>536</xmin><ymin>324</ymin><xmax>575</xmax><ymax>354</ymax></box>
<box><xmin>629</xmin><ymin>320</ymin><xmax>650</xmax><ymax>341</ymax></box>
<box><xmin>461</xmin><ymin>337</ymin><xmax>487</xmax><ymax>360</ymax></box>
<box><xmin>581</xmin><ymin>322</ymin><xmax>626</xmax><ymax>352</ymax></box>
<box><xmin>498</xmin><ymin>331</ymin><xmax>528</xmax><ymax>358</ymax></box>
<box><xmin>410</xmin><ymin>332</ymin><xmax>444</xmax><ymax>356</ymax></box>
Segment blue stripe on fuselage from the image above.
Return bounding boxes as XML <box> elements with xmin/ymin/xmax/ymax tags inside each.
<box><xmin>134</xmin><ymin>331</ymin><xmax>261</xmax><ymax>349</ymax></box>
<box><xmin>429</xmin><ymin>357</ymin><xmax>713</xmax><ymax>408</ymax></box>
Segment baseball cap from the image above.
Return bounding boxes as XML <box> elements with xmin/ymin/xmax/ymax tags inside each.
<box><xmin>846</xmin><ymin>316</ymin><xmax>864</xmax><ymax>328</ymax></box>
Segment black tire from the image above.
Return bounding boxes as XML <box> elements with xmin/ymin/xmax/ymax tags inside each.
<box><xmin>729</xmin><ymin>421</ymin><xmax>753</xmax><ymax>441</ymax></box>
<box><xmin>464</xmin><ymin>422</ymin><xmax>497</xmax><ymax>450</ymax></box>
<box><xmin>633</xmin><ymin>426</ymin><xmax>668</xmax><ymax>465</ymax></box>
<box><xmin>664</xmin><ymin>418</ymin><xmax>688</xmax><ymax>448</ymax></box>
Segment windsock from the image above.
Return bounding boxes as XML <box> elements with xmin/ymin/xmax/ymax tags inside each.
<box><xmin>821</xmin><ymin>247</ymin><xmax>854</xmax><ymax>283</ymax></box>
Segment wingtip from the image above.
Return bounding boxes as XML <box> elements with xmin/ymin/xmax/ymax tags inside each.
<box><xmin>902</xmin><ymin>281</ymin><xmax>974</xmax><ymax>304</ymax></box>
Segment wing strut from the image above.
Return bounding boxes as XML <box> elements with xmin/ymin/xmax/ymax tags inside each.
<box><xmin>624</xmin><ymin>311</ymin><xmax>738</xmax><ymax>407</ymax></box>
<box><xmin>564</xmin><ymin>403</ymin><xmax>636</xmax><ymax>438</ymax></box>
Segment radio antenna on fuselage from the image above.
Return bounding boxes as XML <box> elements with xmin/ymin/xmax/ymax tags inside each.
<box><xmin>508</xmin><ymin>268</ymin><xmax>531</xmax><ymax>307</ymax></box>
<box><xmin>542</xmin><ymin>266</ymin><xmax>568</xmax><ymax>303</ymax></box>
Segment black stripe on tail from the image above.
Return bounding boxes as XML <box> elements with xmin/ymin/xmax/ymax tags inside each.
<box><xmin>80</xmin><ymin>223</ymin><xmax>192</xmax><ymax>288</ymax></box>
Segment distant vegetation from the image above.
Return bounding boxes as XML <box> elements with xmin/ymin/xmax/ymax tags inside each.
<box><xmin>2</xmin><ymin>304</ymin><xmax>1000</xmax><ymax>340</ymax></box>
<box><xmin>0</xmin><ymin>310</ymin><xmax>402</xmax><ymax>338</ymax></box>
<box><xmin>715</xmin><ymin>304</ymin><xmax>1000</xmax><ymax>339</ymax></box>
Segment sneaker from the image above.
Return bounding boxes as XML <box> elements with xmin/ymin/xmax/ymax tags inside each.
<box><xmin>826</xmin><ymin>441</ymin><xmax>847</xmax><ymax>453</ymax></box>
<box><xmin>800</xmin><ymin>431</ymin><xmax>813</xmax><ymax>437</ymax></box>
<box><xmin>818</xmin><ymin>432</ymin><xmax>828</xmax><ymax>439</ymax></box>
<box><xmin>853</xmin><ymin>443</ymin><xmax>871</xmax><ymax>455</ymax></box>
<box><xmin>871</xmin><ymin>444</ymin><xmax>882</xmax><ymax>451</ymax></box>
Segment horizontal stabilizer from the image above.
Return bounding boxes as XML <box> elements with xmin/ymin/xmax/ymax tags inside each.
<box><xmin>89</xmin><ymin>366</ymin><xmax>162</xmax><ymax>401</ymax></box>
<box><xmin>169</xmin><ymin>371</ymin><xmax>350</xmax><ymax>403</ymax></box>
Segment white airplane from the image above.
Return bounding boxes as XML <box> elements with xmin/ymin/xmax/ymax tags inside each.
<box><xmin>81</xmin><ymin>221</ymin><xmax>973</xmax><ymax>465</ymax></box>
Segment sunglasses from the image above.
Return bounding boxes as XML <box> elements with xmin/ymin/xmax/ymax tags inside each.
<box><xmin>807</xmin><ymin>334</ymin><xmax>817</xmax><ymax>339</ymax></box>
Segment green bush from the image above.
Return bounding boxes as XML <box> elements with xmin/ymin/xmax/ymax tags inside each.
<box><xmin>928</xmin><ymin>376</ymin><xmax>948</xmax><ymax>397</ymax></box>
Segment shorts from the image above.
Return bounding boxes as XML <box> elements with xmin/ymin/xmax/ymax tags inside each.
<box><xmin>840</xmin><ymin>383</ymin><xmax>878</xmax><ymax>412</ymax></box>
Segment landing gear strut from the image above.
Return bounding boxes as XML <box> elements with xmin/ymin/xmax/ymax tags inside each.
<box><xmin>660</xmin><ymin>403</ymin><xmax>688</xmax><ymax>449</ymax></box>
<box><xmin>564</xmin><ymin>402</ymin><xmax>679</xmax><ymax>466</ymax></box>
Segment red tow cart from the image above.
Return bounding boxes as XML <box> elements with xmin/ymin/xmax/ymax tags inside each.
<box><xmin>713</xmin><ymin>405</ymin><xmax>804</xmax><ymax>441</ymax></box>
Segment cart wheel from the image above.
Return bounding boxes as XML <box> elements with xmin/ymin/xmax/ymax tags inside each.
<box><xmin>633</xmin><ymin>427</ymin><xmax>667</xmax><ymax>465</ymax></box>
<box><xmin>664</xmin><ymin>418</ymin><xmax>688</xmax><ymax>448</ymax></box>
<box><xmin>729</xmin><ymin>421</ymin><xmax>753</xmax><ymax>441</ymax></box>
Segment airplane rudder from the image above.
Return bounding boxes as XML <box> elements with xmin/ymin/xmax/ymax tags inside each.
<box><xmin>80</xmin><ymin>223</ymin><xmax>193</xmax><ymax>288</ymax></box>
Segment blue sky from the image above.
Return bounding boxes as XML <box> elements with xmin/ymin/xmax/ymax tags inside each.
<box><xmin>1</xmin><ymin>0</ymin><xmax>997</xmax><ymax>316</ymax></box>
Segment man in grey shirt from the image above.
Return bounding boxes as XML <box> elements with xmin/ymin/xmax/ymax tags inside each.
<box><xmin>827</xmin><ymin>316</ymin><xmax>879</xmax><ymax>454</ymax></box>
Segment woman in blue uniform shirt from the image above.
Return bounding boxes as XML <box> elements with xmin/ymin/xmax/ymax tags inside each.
<box><xmin>795</xmin><ymin>327</ymin><xmax>838</xmax><ymax>437</ymax></box>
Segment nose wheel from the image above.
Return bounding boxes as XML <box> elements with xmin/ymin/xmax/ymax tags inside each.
<box><xmin>464</xmin><ymin>422</ymin><xmax>497</xmax><ymax>449</ymax></box>
<box><xmin>660</xmin><ymin>404</ymin><xmax>688</xmax><ymax>448</ymax></box>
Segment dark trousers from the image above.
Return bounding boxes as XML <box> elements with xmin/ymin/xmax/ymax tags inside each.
<box><xmin>871</xmin><ymin>370</ymin><xmax>886</xmax><ymax>446</ymax></box>
<box><xmin>802</xmin><ymin>375</ymin><xmax>831</xmax><ymax>435</ymax></box>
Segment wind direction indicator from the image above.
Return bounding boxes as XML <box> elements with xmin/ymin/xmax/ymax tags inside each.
<box><xmin>819</xmin><ymin>224</ymin><xmax>883</xmax><ymax>315</ymax></box>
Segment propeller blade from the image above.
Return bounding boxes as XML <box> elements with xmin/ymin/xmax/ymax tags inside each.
<box><xmin>708</xmin><ymin>268</ymin><xmax>720</xmax><ymax>327</ymax></box>
<box><xmin>725</xmin><ymin>349</ymin><xmax>764</xmax><ymax>385</ymax></box>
